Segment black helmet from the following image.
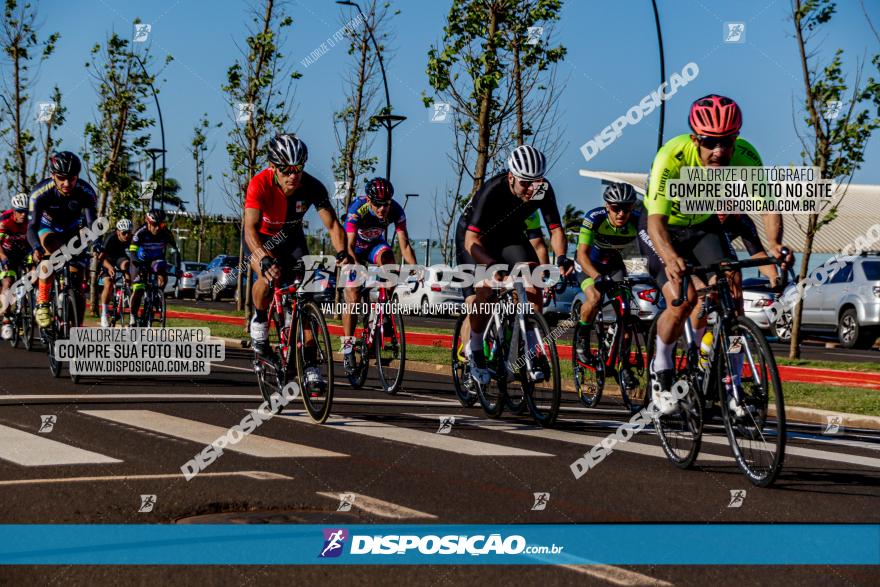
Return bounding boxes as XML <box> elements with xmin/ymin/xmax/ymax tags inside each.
<box><xmin>146</xmin><ymin>209</ymin><xmax>166</xmax><ymax>223</ymax></box>
<box><xmin>365</xmin><ymin>177</ymin><xmax>394</xmax><ymax>203</ymax></box>
<box><xmin>48</xmin><ymin>151</ymin><xmax>82</xmax><ymax>177</ymax></box>
<box><xmin>267</xmin><ymin>134</ymin><xmax>308</xmax><ymax>167</ymax></box>
<box><xmin>602</xmin><ymin>182</ymin><xmax>638</xmax><ymax>205</ymax></box>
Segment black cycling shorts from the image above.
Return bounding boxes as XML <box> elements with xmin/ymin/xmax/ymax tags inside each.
<box><xmin>454</xmin><ymin>221</ymin><xmax>539</xmax><ymax>299</ymax></box>
<box><xmin>637</xmin><ymin>213</ymin><xmax>727</xmax><ymax>290</ymax></box>
<box><xmin>246</xmin><ymin>229</ymin><xmax>310</xmax><ymax>283</ymax></box>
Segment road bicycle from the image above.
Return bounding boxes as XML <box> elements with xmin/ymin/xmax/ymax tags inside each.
<box><xmin>42</xmin><ymin>260</ymin><xmax>87</xmax><ymax>383</ymax></box>
<box><xmin>572</xmin><ymin>275</ymin><xmax>651</xmax><ymax>410</ymax></box>
<box><xmin>7</xmin><ymin>258</ymin><xmax>36</xmax><ymax>351</ymax></box>
<box><xmin>347</xmin><ymin>284</ymin><xmax>406</xmax><ymax>394</ymax></box>
<box><xmin>131</xmin><ymin>264</ymin><xmax>168</xmax><ymax>327</ymax></box>
<box><xmin>645</xmin><ymin>253</ymin><xmax>787</xmax><ymax>487</ymax></box>
<box><xmin>253</xmin><ymin>259</ymin><xmax>334</xmax><ymax>423</ymax></box>
<box><xmin>467</xmin><ymin>276</ymin><xmax>561</xmax><ymax>427</ymax></box>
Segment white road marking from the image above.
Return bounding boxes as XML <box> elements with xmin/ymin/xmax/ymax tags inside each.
<box><xmin>562</xmin><ymin>564</ymin><xmax>673</xmax><ymax>586</ymax></box>
<box><xmin>0</xmin><ymin>470</ymin><xmax>292</xmax><ymax>487</ymax></box>
<box><xmin>315</xmin><ymin>492</ymin><xmax>437</xmax><ymax>519</ymax></box>
<box><xmin>0</xmin><ymin>394</ymin><xmax>459</xmax><ymax>407</ymax></box>
<box><xmin>700</xmin><ymin>434</ymin><xmax>880</xmax><ymax>469</ymax></box>
<box><xmin>0</xmin><ymin>424</ymin><xmax>121</xmax><ymax>466</ymax></box>
<box><xmin>79</xmin><ymin>410</ymin><xmax>346</xmax><ymax>458</ymax></box>
<box><xmin>407</xmin><ymin>414</ymin><xmax>732</xmax><ymax>463</ymax></box>
<box><xmin>276</xmin><ymin>412</ymin><xmax>553</xmax><ymax>457</ymax></box>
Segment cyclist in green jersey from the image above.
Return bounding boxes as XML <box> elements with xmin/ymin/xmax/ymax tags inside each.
<box><xmin>638</xmin><ymin>94</ymin><xmax>792</xmax><ymax>415</ymax></box>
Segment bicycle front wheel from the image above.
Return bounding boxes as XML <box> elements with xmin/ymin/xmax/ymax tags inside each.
<box><xmin>645</xmin><ymin>315</ymin><xmax>702</xmax><ymax>469</ymax></box>
<box><xmin>65</xmin><ymin>294</ymin><xmax>81</xmax><ymax>384</ymax></box>
<box><xmin>148</xmin><ymin>290</ymin><xmax>166</xmax><ymax>327</ymax></box>
<box><xmin>477</xmin><ymin>318</ymin><xmax>507</xmax><ymax>418</ymax></box>
<box><xmin>719</xmin><ymin>316</ymin><xmax>786</xmax><ymax>487</ymax></box>
<box><xmin>572</xmin><ymin>320</ymin><xmax>605</xmax><ymax>408</ymax></box>
<box><xmin>520</xmin><ymin>312</ymin><xmax>561</xmax><ymax>427</ymax></box>
<box><xmin>294</xmin><ymin>301</ymin><xmax>334</xmax><ymax>423</ymax></box>
<box><xmin>21</xmin><ymin>292</ymin><xmax>34</xmax><ymax>351</ymax></box>
<box><xmin>375</xmin><ymin>307</ymin><xmax>405</xmax><ymax>394</ymax></box>
<box><xmin>451</xmin><ymin>314</ymin><xmax>477</xmax><ymax>407</ymax></box>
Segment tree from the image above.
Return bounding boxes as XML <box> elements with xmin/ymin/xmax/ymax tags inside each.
<box><xmin>192</xmin><ymin>114</ymin><xmax>221</xmax><ymax>262</ymax></box>
<box><xmin>561</xmin><ymin>203</ymin><xmax>583</xmax><ymax>245</ymax></box>
<box><xmin>0</xmin><ymin>0</ymin><xmax>59</xmax><ymax>194</ymax></box>
<box><xmin>149</xmin><ymin>168</ymin><xmax>184</xmax><ymax>210</ymax></box>
<box><xmin>332</xmin><ymin>0</ymin><xmax>395</xmax><ymax>213</ymax></box>
<box><xmin>222</xmin><ymin>0</ymin><xmax>300</xmax><ymax>311</ymax></box>
<box><xmin>37</xmin><ymin>85</ymin><xmax>66</xmax><ymax>179</ymax></box>
<box><xmin>425</xmin><ymin>0</ymin><xmax>566</xmax><ymax>197</ymax></box>
<box><xmin>83</xmin><ymin>21</ymin><xmax>170</xmax><ymax>314</ymax></box>
<box><xmin>787</xmin><ymin>0</ymin><xmax>880</xmax><ymax>359</ymax></box>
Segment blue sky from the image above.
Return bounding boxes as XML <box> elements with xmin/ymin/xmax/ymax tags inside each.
<box><xmin>24</xmin><ymin>0</ymin><xmax>880</xmax><ymax>240</ymax></box>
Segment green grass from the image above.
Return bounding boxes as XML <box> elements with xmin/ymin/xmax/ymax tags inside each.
<box><xmin>782</xmin><ymin>382</ymin><xmax>880</xmax><ymax>417</ymax></box>
<box><xmin>167</xmin><ymin>303</ymin><xmax>244</xmax><ymax>317</ymax></box>
<box><xmin>777</xmin><ymin>358</ymin><xmax>880</xmax><ymax>373</ymax></box>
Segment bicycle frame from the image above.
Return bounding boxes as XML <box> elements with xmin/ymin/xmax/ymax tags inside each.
<box><xmin>485</xmin><ymin>279</ymin><xmax>545</xmax><ymax>378</ymax></box>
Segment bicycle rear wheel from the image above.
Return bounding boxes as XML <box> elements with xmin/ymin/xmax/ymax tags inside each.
<box><xmin>645</xmin><ymin>315</ymin><xmax>702</xmax><ymax>468</ymax></box>
<box><xmin>148</xmin><ymin>289</ymin><xmax>166</xmax><ymax>327</ymax></box>
<box><xmin>21</xmin><ymin>291</ymin><xmax>34</xmax><ymax>351</ymax></box>
<box><xmin>375</xmin><ymin>307</ymin><xmax>405</xmax><ymax>394</ymax></box>
<box><xmin>572</xmin><ymin>320</ymin><xmax>606</xmax><ymax>407</ymax></box>
<box><xmin>451</xmin><ymin>314</ymin><xmax>477</xmax><ymax>407</ymax></box>
<box><xmin>65</xmin><ymin>294</ymin><xmax>81</xmax><ymax>384</ymax></box>
<box><xmin>294</xmin><ymin>301</ymin><xmax>334</xmax><ymax>423</ymax></box>
<box><xmin>519</xmin><ymin>312</ymin><xmax>561</xmax><ymax>427</ymax></box>
<box><xmin>719</xmin><ymin>316</ymin><xmax>786</xmax><ymax>487</ymax></box>
<box><xmin>347</xmin><ymin>313</ymin><xmax>370</xmax><ymax>389</ymax></box>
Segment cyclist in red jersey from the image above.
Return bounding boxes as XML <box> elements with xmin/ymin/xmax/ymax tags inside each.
<box><xmin>244</xmin><ymin>134</ymin><xmax>346</xmax><ymax>366</ymax></box>
<box><xmin>0</xmin><ymin>194</ymin><xmax>30</xmax><ymax>339</ymax></box>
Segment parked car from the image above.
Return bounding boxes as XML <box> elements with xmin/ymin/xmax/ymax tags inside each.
<box><xmin>569</xmin><ymin>272</ymin><xmax>660</xmax><ymax>331</ymax></box>
<box><xmin>390</xmin><ymin>266</ymin><xmax>464</xmax><ymax>315</ymax></box>
<box><xmin>740</xmin><ymin>277</ymin><xmax>782</xmax><ymax>336</ymax></box>
<box><xmin>165</xmin><ymin>261</ymin><xmax>207</xmax><ymax>299</ymax></box>
<box><xmin>776</xmin><ymin>252</ymin><xmax>880</xmax><ymax>348</ymax></box>
<box><xmin>194</xmin><ymin>255</ymin><xmax>240</xmax><ymax>302</ymax></box>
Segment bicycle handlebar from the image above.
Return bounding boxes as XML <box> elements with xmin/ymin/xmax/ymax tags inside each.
<box><xmin>672</xmin><ymin>247</ymin><xmax>790</xmax><ymax>308</ymax></box>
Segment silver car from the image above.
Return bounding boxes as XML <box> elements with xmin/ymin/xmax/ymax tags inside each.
<box><xmin>776</xmin><ymin>252</ymin><xmax>880</xmax><ymax>348</ymax></box>
<box><xmin>165</xmin><ymin>261</ymin><xmax>207</xmax><ymax>299</ymax></box>
<box><xmin>569</xmin><ymin>273</ymin><xmax>660</xmax><ymax>330</ymax></box>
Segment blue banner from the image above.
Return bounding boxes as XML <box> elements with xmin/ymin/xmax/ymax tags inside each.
<box><xmin>1</xmin><ymin>525</ymin><xmax>877</xmax><ymax>565</ymax></box>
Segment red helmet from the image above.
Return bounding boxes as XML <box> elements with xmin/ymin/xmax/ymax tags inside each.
<box><xmin>365</xmin><ymin>177</ymin><xmax>394</xmax><ymax>203</ymax></box>
<box><xmin>689</xmin><ymin>94</ymin><xmax>742</xmax><ymax>137</ymax></box>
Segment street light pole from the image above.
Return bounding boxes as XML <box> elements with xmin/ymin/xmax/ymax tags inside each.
<box><xmin>144</xmin><ymin>148</ymin><xmax>166</xmax><ymax>209</ymax></box>
<box><xmin>134</xmin><ymin>55</ymin><xmax>167</xmax><ymax>209</ymax></box>
<box><xmin>651</xmin><ymin>0</ymin><xmax>666</xmax><ymax>151</ymax></box>
<box><xmin>336</xmin><ymin>0</ymin><xmax>406</xmax><ymax>182</ymax></box>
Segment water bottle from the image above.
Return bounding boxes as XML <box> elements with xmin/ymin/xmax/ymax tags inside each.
<box><xmin>699</xmin><ymin>331</ymin><xmax>714</xmax><ymax>370</ymax></box>
<box><xmin>605</xmin><ymin>322</ymin><xmax>617</xmax><ymax>347</ymax></box>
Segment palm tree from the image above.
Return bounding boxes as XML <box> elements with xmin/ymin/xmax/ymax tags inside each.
<box><xmin>562</xmin><ymin>203</ymin><xmax>585</xmax><ymax>245</ymax></box>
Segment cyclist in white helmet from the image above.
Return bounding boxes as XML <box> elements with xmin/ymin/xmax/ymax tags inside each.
<box><xmin>0</xmin><ymin>194</ymin><xmax>30</xmax><ymax>339</ymax></box>
<box><xmin>454</xmin><ymin>144</ymin><xmax>574</xmax><ymax>384</ymax></box>
<box><xmin>95</xmin><ymin>219</ymin><xmax>134</xmax><ymax>327</ymax></box>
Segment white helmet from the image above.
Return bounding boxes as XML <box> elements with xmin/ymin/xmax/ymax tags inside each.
<box><xmin>116</xmin><ymin>219</ymin><xmax>133</xmax><ymax>232</ymax></box>
<box><xmin>507</xmin><ymin>145</ymin><xmax>546</xmax><ymax>181</ymax></box>
<box><xmin>11</xmin><ymin>193</ymin><xmax>28</xmax><ymax>211</ymax></box>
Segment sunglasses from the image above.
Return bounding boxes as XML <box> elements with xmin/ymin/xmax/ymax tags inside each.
<box><xmin>608</xmin><ymin>204</ymin><xmax>634</xmax><ymax>214</ymax></box>
<box><xmin>371</xmin><ymin>200</ymin><xmax>392</xmax><ymax>209</ymax></box>
<box><xmin>276</xmin><ymin>164</ymin><xmax>305</xmax><ymax>175</ymax></box>
<box><xmin>53</xmin><ymin>174</ymin><xmax>74</xmax><ymax>182</ymax></box>
<box><xmin>515</xmin><ymin>178</ymin><xmax>544</xmax><ymax>189</ymax></box>
<box><xmin>698</xmin><ymin>134</ymin><xmax>737</xmax><ymax>150</ymax></box>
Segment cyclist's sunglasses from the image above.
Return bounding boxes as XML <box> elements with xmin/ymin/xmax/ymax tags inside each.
<box><xmin>370</xmin><ymin>199</ymin><xmax>392</xmax><ymax>209</ymax></box>
<box><xmin>698</xmin><ymin>134</ymin><xmax>737</xmax><ymax>150</ymax></box>
<box><xmin>52</xmin><ymin>174</ymin><xmax>74</xmax><ymax>181</ymax></box>
<box><xmin>514</xmin><ymin>177</ymin><xmax>544</xmax><ymax>189</ymax></box>
<box><xmin>608</xmin><ymin>204</ymin><xmax>634</xmax><ymax>214</ymax></box>
<box><xmin>276</xmin><ymin>163</ymin><xmax>305</xmax><ymax>175</ymax></box>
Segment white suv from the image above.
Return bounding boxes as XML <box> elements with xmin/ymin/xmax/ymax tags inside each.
<box><xmin>777</xmin><ymin>252</ymin><xmax>880</xmax><ymax>349</ymax></box>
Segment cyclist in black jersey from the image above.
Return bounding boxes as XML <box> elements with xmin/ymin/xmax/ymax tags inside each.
<box><xmin>26</xmin><ymin>151</ymin><xmax>99</xmax><ymax>328</ymax></box>
<box><xmin>455</xmin><ymin>145</ymin><xmax>573</xmax><ymax>384</ymax></box>
<box><xmin>97</xmin><ymin>219</ymin><xmax>134</xmax><ymax>327</ymax></box>
<box><xmin>128</xmin><ymin>209</ymin><xmax>179</xmax><ymax>327</ymax></box>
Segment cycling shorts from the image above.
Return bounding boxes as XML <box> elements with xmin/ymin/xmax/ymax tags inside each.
<box><xmin>454</xmin><ymin>222</ymin><xmax>539</xmax><ymax>299</ymax></box>
<box><xmin>637</xmin><ymin>213</ymin><xmax>727</xmax><ymax>290</ymax></box>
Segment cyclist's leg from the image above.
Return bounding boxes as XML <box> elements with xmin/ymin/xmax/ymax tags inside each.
<box><xmin>719</xmin><ymin>227</ymin><xmax>746</xmax><ymax>314</ymax></box>
<box><xmin>456</xmin><ymin>225</ymin><xmax>496</xmax><ymax>384</ymax></box>
<box><xmin>454</xmin><ymin>226</ymin><xmax>476</xmax><ymax>360</ymax></box>
<box><xmin>341</xmin><ymin>242</ymin><xmax>372</xmax><ymax>372</ymax></box>
<box><xmin>246</xmin><ymin>236</ymin><xmax>275</xmax><ymax>352</ymax></box>
<box><xmin>498</xmin><ymin>240</ymin><xmax>549</xmax><ymax>379</ymax></box>
<box><xmin>129</xmin><ymin>261</ymin><xmax>147</xmax><ymax>326</ymax></box>
<box><xmin>153</xmin><ymin>260</ymin><xmax>168</xmax><ymax>289</ymax></box>
<box><xmin>0</xmin><ymin>265</ymin><xmax>15</xmax><ymax>339</ymax></box>
<box><xmin>35</xmin><ymin>230</ymin><xmax>65</xmax><ymax>326</ymax></box>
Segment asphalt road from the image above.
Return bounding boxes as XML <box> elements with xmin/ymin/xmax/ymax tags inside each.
<box><xmin>168</xmin><ymin>298</ymin><xmax>880</xmax><ymax>365</ymax></box>
<box><xmin>0</xmin><ymin>335</ymin><xmax>878</xmax><ymax>584</ymax></box>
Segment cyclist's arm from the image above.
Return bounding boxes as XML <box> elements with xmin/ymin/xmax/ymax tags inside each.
<box><xmin>463</xmin><ymin>229</ymin><xmax>496</xmax><ymax>267</ymax></box>
<box><xmin>342</xmin><ymin>206</ymin><xmax>360</xmax><ymax>261</ymax></box>
<box><xmin>647</xmin><ymin>213</ymin><xmax>684</xmax><ymax>272</ymax></box>
<box><xmin>26</xmin><ymin>194</ymin><xmax>43</xmax><ymax>250</ymax></box>
<box><xmin>537</xmin><ymin>184</ymin><xmax>565</xmax><ymax>259</ymax></box>
<box><xmin>530</xmin><ymin>236</ymin><xmax>549</xmax><ymax>265</ymax></box>
<box><xmin>395</xmin><ymin>227</ymin><xmax>418</xmax><ymax>266</ymax></box>
<box><xmin>548</xmin><ymin>225</ymin><xmax>568</xmax><ymax>260</ymax></box>
<box><xmin>316</xmin><ymin>207</ymin><xmax>346</xmax><ymax>254</ymax></box>
<box><xmin>244</xmin><ymin>207</ymin><xmax>269</xmax><ymax>274</ymax></box>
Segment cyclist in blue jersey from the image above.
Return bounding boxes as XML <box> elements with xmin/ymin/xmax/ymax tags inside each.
<box><xmin>340</xmin><ymin>177</ymin><xmax>418</xmax><ymax>373</ymax></box>
<box><xmin>128</xmin><ymin>209</ymin><xmax>179</xmax><ymax>327</ymax></box>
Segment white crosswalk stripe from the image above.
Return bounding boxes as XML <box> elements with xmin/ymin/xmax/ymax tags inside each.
<box><xmin>275</xmin><ymin>411</ymin><xmax>554</xmax><ymax>457</ymax></box>
<box><xmin>79</xmin><ymin>410</ymin><xmax>347</xmax><ymax>459</ymax></box>
<box><xmin>0</xmin><ymin>424</ymin><xmax>121</xmax><ymax>466</ymax></box>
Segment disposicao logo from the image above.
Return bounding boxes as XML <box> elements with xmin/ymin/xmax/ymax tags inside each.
<box><xmin>319</xmin><ymin>528</ymin><xmax>348</xmax><ymax>558</ymax></box>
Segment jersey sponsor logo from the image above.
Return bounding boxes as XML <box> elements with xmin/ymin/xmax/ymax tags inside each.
<box><xmin>295</xmin><ymin>200</ymin><xmax>306</xmax><ymax>213</ymax></box>
<box><xmin>358</xmin><ymin>227</ymin><xmax>384</xmax><ymax>240</ymax></box>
